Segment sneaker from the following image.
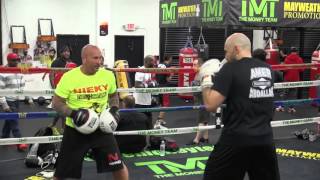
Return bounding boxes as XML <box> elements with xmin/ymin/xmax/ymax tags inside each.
<box><xmin>199</xmin><ymin>138</ymin><xmax>209</xmax><ymax>144</ymax></box>
<box><xmin>186</xmin><ymin>140</ymin><xmax>200</xmax><ymax>145</ymax></box>
<box><xmin>157</xmin><ymin>118</ymin><xmax>167</xmax><ymax>125</ymax></box>
<box><xmin>288</xmin><ymin>108</ymin><xmax>296</xmax><ymax>113</ymax></box>
<box><xmin>275</xmin><ymin>106</ymin><xmax>285</xmax><ymax>112</ymax></box>
<box><xmin>17</xmin><ymin>144</ymin><xmax>28</xmax><ymax>152</ymax></box>
<box><xmin>154</xmin><ymin>119</ymin><xmax>167</xmax><ymax>129</ymax></box>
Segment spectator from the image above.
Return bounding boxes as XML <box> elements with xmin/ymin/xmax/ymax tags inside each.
<box><xmin>0</xmin><ymin>53</ymin><xmax>28</xmax><ymax>151</ymax></box>
<box><xmin>155</xmin><ymin>55</ymin><xmax>173</xmax><ymax>126</ymax></box>
<box><xmin>116</xmin><ymin>95</ymin><xmax>149</xmax><ymax>153</ymax></box>
<box><xmin>283</xmin><ymin>47</ymin><xmax>304</xmax><ymax>113</ymax></box>
<box><xmin>133</xmin><ymin>55</ymin><xmax>157</xmax><ymax>129</ymax></box>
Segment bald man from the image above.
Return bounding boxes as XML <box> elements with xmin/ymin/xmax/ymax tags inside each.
<box><xmin>201</xmin><ymin>33</ymin><xmax>280</xmax><ymax>180</ymax></box>
<box><xmin>52</xmin><ymin>45</ymin><xmax>129</xmax><ymax>180</ymax></box>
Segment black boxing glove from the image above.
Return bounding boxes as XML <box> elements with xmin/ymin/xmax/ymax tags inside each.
<box><xmin>70</xmin><ymin>109</ymin><xmax>90</xmax><ymax>126</ymax></box>
<box><xmin>144</xmin><ymin>80</ymin><xmax>158</xmax><ymax>88</ymax></box>
<box><xmin>109</xmin><ymin>106</ymin><xmax>120</xmax><ymax>123</ymax></box>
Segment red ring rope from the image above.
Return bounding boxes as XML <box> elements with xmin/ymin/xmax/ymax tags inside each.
<box><xmin>0</xmin><ymin>63</ymin><xmax>319</xmax><ymax>74</ymax></box>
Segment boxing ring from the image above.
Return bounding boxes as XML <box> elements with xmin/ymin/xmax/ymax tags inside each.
<box><xmin>0</xmin><ymin>65</ymin><xmax>319</xmax><ymax>180</ymax></box>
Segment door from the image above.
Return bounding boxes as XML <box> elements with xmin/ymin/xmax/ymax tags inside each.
<box><xmin>114</xmin><ymin>36</ymin><xmax>144</xmax><ymax>86</ymax></box>
<box><xmin>56</xmin><ymin>34</ymin><xmax>89</xmax><ymax>65</ymax></box>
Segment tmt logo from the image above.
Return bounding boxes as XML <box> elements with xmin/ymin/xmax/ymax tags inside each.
<box><xmin>135</xmin><ymin>157</ymin><xmax>208</xmax><ymax>178</ymax></box>
<box><xmin>202</xmin><ymin>0</ymin><xmax>223</xmax><ymax>20</ymax></box>
<box><xmin>161</xmin><ymin>2</ymin><xmax>178</xmax><ymax>24</ymax></box>
<box><xmin>240</xmin><ymin>0</ymin><xmax>279</xmax><ymax>23</ymax></box>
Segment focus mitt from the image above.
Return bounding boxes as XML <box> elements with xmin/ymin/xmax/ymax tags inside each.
<box><xmin>70</xmin><ymin>109</ymin><xmax>99</xmax><ymax>134</ymax></box>
<box><xmin>99</xmin><ymin>108</ymin><xmax>119</xmax><ymax>133</ymax></box>
<box><xmin>199</xmin><ymin>59</ymin><xmax>221</xmax><ymax>89</ymax></box>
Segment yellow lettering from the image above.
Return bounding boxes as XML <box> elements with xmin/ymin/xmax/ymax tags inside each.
<box><xmin>276</xmin><ymin>148</ymin><xmax>287</xmax><ymax>154</ymax></box>
<box><xmin>284</xmin><ymin>2</ymin><xmax>291</xmax><ymax>11</ymax></box>
<box><xmin>298</xmin><ymin>3</ymin><xmax>306</xmax><ymax>12</ymax></box>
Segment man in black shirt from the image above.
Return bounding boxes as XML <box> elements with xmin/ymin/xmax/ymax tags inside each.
<box><xmin>201</xmin><ymin>33</ymin><xmax>280</xmax><ymax>180</ymax></box>
<box><xmin>116</xmin><ymin>95</ymin><xmax>148</xmax><ymax>153</ymax></box>
<box><xmin>155</xmin><ymin>55</ymin><xmax>172</xmax><ymax>125</ymax></box>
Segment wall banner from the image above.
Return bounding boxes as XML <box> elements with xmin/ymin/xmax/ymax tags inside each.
<box><xmin>160</xmin><ymin>0</ymin><xmax>320</xmax><ymax>28</ymax></box>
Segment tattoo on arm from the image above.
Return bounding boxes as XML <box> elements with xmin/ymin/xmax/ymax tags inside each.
<box><xmin>109</xmin><ymin>93</ymin><xmax>119</xmax><ymax>108</ymax></box>
<box><xmin>52</xmin><ymin>95</ymin><xmax>72</xmax><ymax>117</ymax></box>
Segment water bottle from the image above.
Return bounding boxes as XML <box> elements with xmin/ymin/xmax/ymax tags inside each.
<box><xmin>160</xmin><ymin>140</ymin><xmax>166</xmax><ymax>156</ymax></box>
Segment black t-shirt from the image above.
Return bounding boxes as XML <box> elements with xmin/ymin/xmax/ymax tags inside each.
<box><xmin>213</xmin><ymin>57</ymin><xmax>274</xmax><ymax>146</ymax></box>
<box><xmin>115</xmin><ymin>111</ymin><xmax>149</xmax><ymax>153</ymax></box>
<box><xmin>51</xmin><ymin>58</ymin><xmax>67</xmax><ymax>68</ymax></box>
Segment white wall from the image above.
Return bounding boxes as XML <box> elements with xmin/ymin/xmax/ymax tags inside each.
<box><xmin>1</xmin><ymin>0</ymin><xmax>160</xmax><ymax>68</ymax></box>
<box><xmin>1</xmin><ymin>0</ymin><xmax>97</xmax><ymax>65</ymax></box>
<box><xmin>2</xmin><ymin>0</ymin><xmax>267</xmax><ymax>66</ymax></box>
<box><xmin>97</xmin><ymin>0</ymin><xmax>159</xmax><ymax>67</ymax></box>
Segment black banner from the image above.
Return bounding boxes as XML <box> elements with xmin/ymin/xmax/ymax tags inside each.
<box><xmin>159</xmin><ymin>0</ymin><xmax>320</xmax><ymax>28</ymax></box>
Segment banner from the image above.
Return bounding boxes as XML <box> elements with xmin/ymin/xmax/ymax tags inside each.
<box><xmin>159</xmin><ymin>0</ymin><xmax>320</xmax><ymax>28</ymax></box>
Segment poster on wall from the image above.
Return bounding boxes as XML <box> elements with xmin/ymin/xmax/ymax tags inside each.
<box><xmin>159</xmin><ymin>0</ymin><xmax>320</xmax><ymax>28</ymax></box>
<box><xmin>159</xmin><ymin>0</ymin><xmax>226</xmax><ymax>27</ymax></box>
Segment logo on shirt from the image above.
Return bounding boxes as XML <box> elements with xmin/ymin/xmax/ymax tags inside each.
<box><xmin>73</xmin><ymin>84</ymin><xmax>109</xmax><ymax>100</ymax></box>
<box><xmin>107</xmin><ymin>153</ymin><xmax>122</xmax><ymax>166</ymax></box>
<box><xmin>73</xmin><ymin>85</ymin><xmax>108</xmax><ymax>94</ymax></box>
<box><xmin>249</xmin><ymin>67</ymin><xmax>274</xmax><ymax>98</ymax></box>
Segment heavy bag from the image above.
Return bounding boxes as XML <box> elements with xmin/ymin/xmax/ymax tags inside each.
<box><xmin>195</xmin><ymin>29</ymin><xmax>209</xmax><ymax>60</ymax></box>
<box><xmin>114</xmin><ymin>60</ymin><xmax>131</xmax><ymax>100</ymax></box>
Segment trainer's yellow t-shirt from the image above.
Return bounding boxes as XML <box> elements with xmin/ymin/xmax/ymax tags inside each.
<box><xmin>55</xmin><ymin>67</ymin><xmax>117</xmax><ymax>128</ymax></box>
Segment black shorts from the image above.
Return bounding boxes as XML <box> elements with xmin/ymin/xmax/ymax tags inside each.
<box><xmin>54</xmin><ymin>126</ymin><xmax>124</xmax><ymax>179</ymax></box>
<box><xmin>203</xmin><ymin>143</ymin><xmax>280</xmax><ymax>180</ymax></box>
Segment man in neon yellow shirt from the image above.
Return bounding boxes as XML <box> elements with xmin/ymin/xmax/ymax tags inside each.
<box><xmin>52</xmin><ymin>45</ymin><xmax>129</xmax><ymax>180</ymax></box>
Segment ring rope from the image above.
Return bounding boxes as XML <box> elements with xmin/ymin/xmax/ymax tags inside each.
<box><xmin>0</xmin><ymin>98</ymin><xmax>319</xmax><ymax>120</ymax></box>
<box><xmin>0</xmin><ymin>117</ymin><xmax>318</xmax><ymax>145</ymax></box>
<box><xmin>0</xmin><ymin>63</ymin><xmax>319</xmax><ymax>74</ymax></box>
<box><xmin>0</xmin><ymin>80</ymin><xmax>319</xmax><ymax>97</ymax></box>
<box><xmin>0</xmin><ymin>105</ymin><xmax>207</xmax><ymax>120</ymax></box>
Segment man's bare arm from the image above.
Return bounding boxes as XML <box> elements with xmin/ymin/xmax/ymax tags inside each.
<box><xmin>109</xmin><ymin>93</ymin><xmax>119</xmax><ymax>108</ymax></box>
<box><xmin>52</xmin><ymin>94</ymin><xmax>72</xmax><ymax>117</ymax></box>
<box><xmin>202</xmin><ymin>88</ymin><xmax>225</xmax><ymax>112</ymax></box>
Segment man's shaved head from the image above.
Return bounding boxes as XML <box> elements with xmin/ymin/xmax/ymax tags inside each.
<box><xmin>80</xmin><ymin>44</ymin><xmax>103</xmax><ymax>75</ymax></box>
<box><xmin>224</xmin><ymin>33</ymin><xmax>252</xmax><ymax>62</ymax></box>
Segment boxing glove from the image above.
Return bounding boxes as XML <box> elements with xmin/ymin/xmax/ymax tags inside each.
<box><xmin>70</xmin><ymin>108</ymin><xmax>90</xmax><ymax>127</ymax></box>
<box><xmin>99</xmin><ymin>107</ymin><xmax>120</xmax><ymax>133</ymax></box>
<box><xmin>199</xmin><ymin>59</ymin><xmax>221</xmax><ymax>89</ymax></box>
<box><xmin>144</xmin><ymin>80</ymin><xmax>158</xmax><ymax>88</ymax></box>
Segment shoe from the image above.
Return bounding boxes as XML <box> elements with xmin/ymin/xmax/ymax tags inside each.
<box><xmin>288</xmin><ymin>108</ymin><xmax>296</xmax><ymax>113</ymax></box>
<box><xmin>17</xmin><ymin>144</ymin><xmax>28</xmax><ymax>152</ymax></box>
<box><xmin>199</xmin><ymin>138</ymin><xmax>209</xmax><ymax>144</ymax></box>
<box><xmin>186</xmin><ymin>140</ymin><xmax>200</xmax><ymax>145</ymax></box>
<box><xmin>157</xmin><ymin>118</ymin><xmax>167</xmax><ymax>125</ymax></box>
<box><xmin>154</xmin><ymin>119</ymin><xmax>167</xmax><ymax>129</ymax></box>
<box><xmin>275</xmin><ymin>106</ymin><xmax>285</xmax><ymax>112</ymax></box>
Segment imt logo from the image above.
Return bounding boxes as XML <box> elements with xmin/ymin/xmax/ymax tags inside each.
<box><xmin>161</xmin><ymin>2</ymin><xmax>178</xmax><ymax>24</ymax></box>
<box><xmin>239</xmin><ymin>0</ymin><xmax>279</xmax><ymax>23</ymax></box>
<box><xmin>202</xmin><ymin>0</ymin><xmax>223</xmax><ymax>22</ymax></box>
<box><xmin>135</xmin><ymin>157</ymin><xmax>208</xmax><ymax>179</ymax></box>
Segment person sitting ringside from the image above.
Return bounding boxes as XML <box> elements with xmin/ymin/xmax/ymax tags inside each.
<box><xmin>116</xmin><ymin>95</ymin><xmax>149</xmax><ymax>153</ymax></box>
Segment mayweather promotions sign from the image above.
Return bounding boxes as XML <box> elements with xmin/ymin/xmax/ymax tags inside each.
<box><xmin>159</xmin><ymin>0</ymin><xmax>320</xmax><ymax>28</ymax></box>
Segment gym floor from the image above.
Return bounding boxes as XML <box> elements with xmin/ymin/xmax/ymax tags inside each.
<box><xmin>0</xmin><ymin>96</ymin><xmax>319</xmax><ymax>180</ymax></box>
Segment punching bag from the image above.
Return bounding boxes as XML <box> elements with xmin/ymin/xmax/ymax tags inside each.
<box><xmin>178</xmin><ymin>37</ymin><xmax>198</xmax><ymax>100</ymax></box>
<box><xmin>265</xmin><ymin>39</ymin><xmax>280</xmax><ymax>65</ymax></box>
<box><xmin>114</xmin><ymin>60</ymin><xmax>131</xmax><ymax>100</ymax></box>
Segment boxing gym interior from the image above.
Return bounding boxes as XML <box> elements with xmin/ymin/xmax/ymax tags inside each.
<box><xmin>0</xmin><ymin>0</ymin><xmax>320</xmax><ymax>180</ymax></box>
